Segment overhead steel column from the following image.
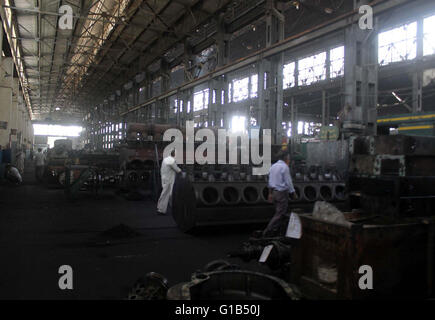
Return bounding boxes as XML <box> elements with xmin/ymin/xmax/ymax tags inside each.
<box><xmin>413</xmin><ymin>17</ymin><xmax>424</xmax><ymax>113</ymax></box>
<box><xmin>159</xmin><ymin>59</ymin><xmax>171</xmax><ymax>124</ymax></box>
<box><xmin>342</xmin><ymin>0</ymin><xmax>378</xmax><ymax>136</ymax></box>
<box><xmin>216</xmin><ymin>13</ymin><xmax>230</xmax><ymax>68</ymax></box>
<box><xmin>258</xmin><ymin>0</ymin><xmax>285</xmax><ymax>144</ymax></box>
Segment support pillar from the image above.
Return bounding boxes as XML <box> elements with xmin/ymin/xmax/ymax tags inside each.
<box><xmin>343</xmin><ymin>0</ymin><xmax>378</xmax><ymax>136</ymax></box>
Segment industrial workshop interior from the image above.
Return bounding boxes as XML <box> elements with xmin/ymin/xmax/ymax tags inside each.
<box><xmin>1</xmin><ymin>0</ymin><xmax>435</xmax><ymax>304</ymax></box>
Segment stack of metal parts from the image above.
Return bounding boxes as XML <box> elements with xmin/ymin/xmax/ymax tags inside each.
<box><xmin>128</xmin><ymin>263</ymin><xmax>299</xmax><ymax>300</ymax></box>
<box><xmin>291</xmin><ymin>164</ymin><xmax>346</xmax><ymax>203</ymax></box>
<box><xmin>118</xmin><ymin>123</ymin><xmax>172</xmax><ymax>198</ymax></box>
<box><xmin>63</xmin><ymin>152</ymin><xmax>121</xmax><ymax>199</ymax></box>
<box><xmin>172</xmin><ymin>154</ymin><xmax>347</xmax><ymax>232</ymax></box>
<box><xmin>348</xmin><ymin>135</ymin><xmax>435</xmax><ymax>217</ymax></box>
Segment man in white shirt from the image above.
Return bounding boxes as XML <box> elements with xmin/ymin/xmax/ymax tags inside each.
<box><xmin>157</xmin><ymin>150</ymin><xmax>182</xmax><ymax>215</ymax></box>
<box><xmin>263</xmin><ymin>150</ymin><xmax>296</xmax><ymax>237</ymax></box>
<box><xmin>34</xmin><ymin>148</ymin><xmax>46</xmax><ymax>182</ymax></box>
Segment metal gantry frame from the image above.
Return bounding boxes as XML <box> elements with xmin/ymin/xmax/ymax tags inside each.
<box><xmin>2</xmin><ymin>0</ymin><xmax>435</xmax><ymax>146</ymax></box>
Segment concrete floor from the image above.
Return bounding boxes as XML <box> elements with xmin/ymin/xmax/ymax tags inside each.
<box><xmin>0</xmin><ymin>161</ymin><xmax>256</xmax><ymax>299</ymax></box>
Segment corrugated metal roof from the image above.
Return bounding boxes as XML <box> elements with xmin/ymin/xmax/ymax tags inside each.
<box><xmin>1</xmin><ymin>0</ymin><xmax>263</xmax><ymax>121</ymax></box>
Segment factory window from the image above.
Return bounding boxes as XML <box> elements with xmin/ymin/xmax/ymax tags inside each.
<box><xmin>212</xmin><ymin>90</ymin><xmax>217</xmax><ymax>104</ymax></box>
<box><xmin>298</xmin><ymin>52</ymin><xmax>327</xmax><ymax>86</ymax></box>
<box><xmin>33</xmin><ymin>124</ymin><xmax>83</xmax><ymax>137</ymax></box>
<box><xmin>287</xmin><ymin>122</ymin><xmax>292</xmax><ymax>137</ymax></box>
<box><xmin>250</xmin><ymin>74</ymin><xmax>258</xmax><ymax>98</ymax></box>
<box><xmin>232</xmin><ymin>76</ymin><xmax>249</xmax><ymax>102</ymax></box>
<box><xmin>250</xmin><ymin>117</ymin><xmax>257</xmax><ymax>127</ymax></box>
<box><xmin>231</xmin><ymin>116</ymin><xmax>246</xmax><ymax>133</ymax></box>
<box><xmin>193</xmin><ymin>89</ymin><xmax>209</xmax><ymax>112</ymax></box>
<box><xmin>283</xmin><ymin>62</ymin><xmax>296</xmax><ymax>89</ymax></box>
<box><xmin>47</xmin><ymin>137</ymin><xmax>67</xmax><ymax>148</ymax></box>
<box><xmin>187</xmin><ymin>101</ymin><xmax>191</xmax><ymax>113</ymax></box>
<box><xmin>173</xmin><ymin>99</ymin><xmax>178</xmax><ymax>114</ymax></box>
<box><xmin>330</xmin><ymin>46</ymin><xmax>345</xmax><ymax>78</ymax></box>
<box><xmin>230</xmin><ymin>74</ymin><xmax>258</xmax><ymax>103</ymax></box>
<box><xmin>424</xmin><ymin>14</ymin><xmax>435</xmax><ymax>56</ymax></box>
<box><xmin>378</xmin><ymin>21</ymin><xmax>417</xmax><ymax>66</ymax></box>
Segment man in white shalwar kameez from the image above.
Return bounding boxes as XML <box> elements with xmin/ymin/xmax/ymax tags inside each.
<box><xmin>157</xmin><ymin>151</ymin><xmax>181</xmax><ymax>215</ymax></box>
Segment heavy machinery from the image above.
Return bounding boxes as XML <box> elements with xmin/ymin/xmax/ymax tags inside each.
<box><xmin>159</xmin><ymin>133</ymin><xmax>435</xmax><ymax>299</ymax></box>
<box><xmin>171</xmin><ymin>139</ymin><xmax>347</xmax><ymax>232</ymax></box>
<box><xmin>224</xmin><ymin>134</ymin><xmax>435</xmax><ymax>299</ymax></box>
<box><xmin>44</xmin><ymin>139</ymin><xmax>73</xmax><ymax>186</ymax></box>
<box><xmin>118</xmin><ymin>123</ymin><xmax>173</xmax><ymax>200</ymax></box>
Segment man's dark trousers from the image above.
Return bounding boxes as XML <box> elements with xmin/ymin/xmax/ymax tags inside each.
<box><xmin>263</xmin><ymin>190</ymin><xmax>288</xmax><ymax>236</ymax></box>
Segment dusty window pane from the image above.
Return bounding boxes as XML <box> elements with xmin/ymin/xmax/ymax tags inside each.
<box><xmin>173</xmin><ymin>99</ymin><xmax>178</xmax><ymax>113</ymax></box>
<box><xmin>283</xmin><ymin>62</ymin><xmax>295</xmax><ymax>89</ymax></box>
<box><xmin>193</xmin><ymin>89</ymin><xmax>209</xmax><ymax>111</ymax></box>
<box><xmin>298</xmin><ymin>52</ymin><xmax>326</xmax><ymax>86</ymax></box>
<box><xmin>330</xmin><ymin>46</ymin><xmax>345</xmax><ymax>78</ymax></box>
<box><xmin>424</xmin><ymin>15</ymin><xmax>435</xmax><ymax>56</ymax></box>
<box><xmin>250</xmin><ymin>74</ymin><xmax>258</xmax><ymax>98</ymax></box>
<box><xmin>233</xmin><ymin>77</ymin><xmax>249</xmax><ymax>102</ymax></box>
<box><xmin>231</xmin><ymin>115</ymin><xmax>246</xmax><ymax>133</ymax></box>
<box><xmin>378</xmin><ymin>22</ymin><xmax>417</xmax><ymax>66</ymax></box>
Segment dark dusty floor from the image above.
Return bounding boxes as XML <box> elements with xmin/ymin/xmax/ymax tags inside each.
<box><xmin>0</xmin><ymin>161</ymin><xmax>259</xmax><ymax>300</ymax></box>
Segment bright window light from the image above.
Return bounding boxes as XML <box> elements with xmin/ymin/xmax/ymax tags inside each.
<box><xmin>298</xmin><ymin>52</ymin><xmax>327</xmax><ymax>86</ymax></box>
<box><xmin>250</xmin><ymin>74</ymin><xmax>258</xmax><ymax>98</ymax></box>
<box><xmin>173</xmin><ymin>99</ymin><xmax>178</xmax><ymax>113</ymax></box>
<box><xmin>228</xmin><ymin>83</ymin><xmax>232</xmax><ymax>103</ymax></box>
<box><xmin>297</xmin><ymin>121</ymin><xmax>304</xmax><ymax>134</ymax></box>
<box><xmin>283</xmin><ymin>62</ymin><xmax>295</xmax><ymax>89</ymax></box>
<box><xmin>193</xmin><ymin>89</ymin><xmax>209</xmax><ymax>111</ymax></box>
<box><xmin>330</xmin><ymin>46</ymin><xmax>345</xmax><ymax>78</ymax></box>
<box><xmin>231</xmin><ymin>116</ymin><xmax>246</xmax><ymax>133</ymax></box>
<box><xmin>233</xmin><ymin>77</ymin><xmax>250</xmax><ymax>102</ymax></box>
<box><xmin>287</xmin><ymin>122</ymin><xmax>292</xmax><ymax>137</ymax></box>
<box><xmin>33</xmin><ymin>124</ymin><xmax>83</xmax><ymax>137</ymax></box>
<box><xmin>378</xmin><ymin>21</ymin><xmax>417</xmax><ymax>66</ymax></box>
<box><xmin>424</xmin><ymin>15</ymin><xmax>435</xmax><ymax>56</ymax></box>
<box><xmin>47</xmin><ymin>137</ymin><xmax>67</xmax><ymax>148</ymax></box>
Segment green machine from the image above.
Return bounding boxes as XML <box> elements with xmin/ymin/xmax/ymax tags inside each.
<box><xmin>377</xmin><ymin>112</ymin><xmax>435</xmax><ymax>136</ymax></box>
